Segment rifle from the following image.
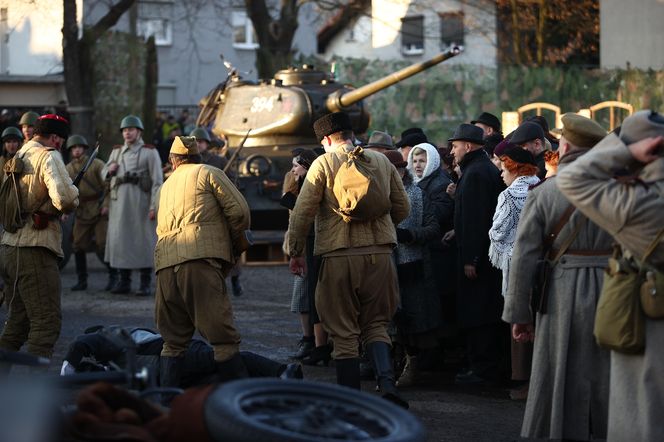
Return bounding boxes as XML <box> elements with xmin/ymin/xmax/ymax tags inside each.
<box><xmin>73</xmin><ymin>138</ymin><xmax>100</xmax><ymax>187</ymax></box>
<box><xmin>223</xmin><ymin>129</ymin><xmax>251</xmax><ymax>175</ymax></box>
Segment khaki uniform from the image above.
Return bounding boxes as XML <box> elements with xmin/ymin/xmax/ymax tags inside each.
<box><xmin>154</xmin><ymin>163</ymin><xmax>250</xmax><ymax>361</ymax></box>
<box><xmin>288</xmin><ymin>142</ymin><xmax>409</xmax><ymax>358</ymax></box>
<box><xmin>0</xmin><ymin>139</ymin><xmax>78</xmax><ymax>358</ymax></box>
<box><xmin>558</xmin><ymin>133</ymin><xmax>664</xmax><ymax>442</ymax></box>
<box><xmin>66</xmin><ymin>155</ymin><xmax>108</xmax><ymax>253</ymax></box>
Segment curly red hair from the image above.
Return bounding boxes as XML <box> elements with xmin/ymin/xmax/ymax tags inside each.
<box><xmin>499</xmin><ymin>156</ymin><xmax>539</xmax><ymax>177</ymax></box>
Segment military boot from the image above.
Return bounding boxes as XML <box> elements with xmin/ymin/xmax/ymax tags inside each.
<box><xmin>136</xmin><ymin>268</ymin><xmax>152</xmax><ymax>297</ymax></box>
<box><xmin>110</xmin><ymin>269</ymin><xmax>131</xmax><ymax>294</ymax></box>
<box><xmin>335</xmin><ymin>357</ymin><xmax>361</xmax><ymax>390</ymax></box>
<box><xmin>231</xmin><ymin>275</ymin><xmax>243</xmax><ymax>297</ymax></box>
<box><xmin>159</xmin><ymin>356</ymin><xmax>184</xmax><ymax>388</ymax></box>
<box><xmin>396</xmin><ymin>355</ymin><xmax>419</xmax><ymax>387</ymax></box>
<box><xmin>71</xmin><ymin>252</ymin><xmax>88</xmax><ymax>291</ymax></box>
<box><xmin>215</xmin><ymin>353</ymin><xmax>249</xmax><ymax>383</ymax></box>
<box><xmin>104</xmin><ymin>267</ymin><xmax>118</xmax><ymax>292</ymax></box>
<box><xmin>366</xmin><ymin>342</ymin><xmax>409</xmax><ymax>409</ymax></box>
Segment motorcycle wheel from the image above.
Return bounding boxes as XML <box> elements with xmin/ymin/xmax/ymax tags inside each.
<box><xmin>204</xmin><ymin>379</ymin><xmax>424</xmax><ymax>442</ymax></box>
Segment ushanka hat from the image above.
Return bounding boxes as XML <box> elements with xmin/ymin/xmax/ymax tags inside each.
<box><xmin>313</xmin><ymin>112</ymin><xmax>353</xmax><ymax>141</ymax></box>
<box><xmin>619</xmin><ymin>110</ymin><xmax>664</xmax><ymax>144</ymax></box>
<box><xmin>448</xmin><ymin>123</ymin><xmax>485</xmax><ymax>145</ymax></box>
<box><xmin>170</xmin><ymin>136</ymin><xmax>199</xmax><ymax>155</ymax></box>
<box><xmin>396</xmin><ymin>127</ymin><xmax>428</xmax><ymax>148</ymax></box>
<box><xmin>35</xmin><ymin>114</ymin><xmax>69</xmax><ymax>139</ymax></box>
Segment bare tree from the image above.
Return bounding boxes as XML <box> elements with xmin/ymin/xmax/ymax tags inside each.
<box><xmin>62</xmin><ymin>0</ymin><xmax>136</xmax><ymax>141</ymax></box>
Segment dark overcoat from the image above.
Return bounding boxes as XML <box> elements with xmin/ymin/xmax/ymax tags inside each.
<box><xmin>454</xmin><ymin>149</ymin><xmax>505</xmax><ymax>328</ymax></box>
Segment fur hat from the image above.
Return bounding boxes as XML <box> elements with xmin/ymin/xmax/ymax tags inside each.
<box><xmin>34</xmin><ymin>114</ymin><xmax>69</xmax><ymax>139</ymax></box>
<box><xmin>560</xmin><ymin>113</ymin><xmax>607</xmax><ymax>148</ymax></box>
<box><xmin>383</xmin><ymin>150</ymin><xmax>407</xmax><ymax>168</ymax></box>
<box><xmin>313</xmin><ymin>112</ymin><xmax>353</xmax><ymax>141</ymax></box>
<box><xmin>170</xmin><ymin>136</ymin><xmax>199</xmax><ymax>155</ymax></box>
<box><xmin>619</xmin><ymin>110</ymin><xmax>664</xmax><ymax>144</ymax></box>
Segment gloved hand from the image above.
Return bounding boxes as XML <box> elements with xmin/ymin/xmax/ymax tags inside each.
<box><xmin>396</xmin><ymin>228</ymin><xmax>414</xmax><ymax>244</ymax></box>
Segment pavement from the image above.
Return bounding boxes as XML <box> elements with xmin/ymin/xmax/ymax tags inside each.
<box><xmin>0</xmin><ymin>254</ymin><xmax>526</xmax><ymax>442</ymax></box>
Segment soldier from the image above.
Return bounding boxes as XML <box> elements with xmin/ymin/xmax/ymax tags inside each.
<box><xmin>288</xmin><ymin>112</ymin><xmax>410</xmax><ymax>408</ymax></box>
<box><xmin>103</xmin><ymin>115</ymin><xmax>163</xmax><ymax>296</ymax></box>
<box><xmin>189</xmin><ymin>127</ymin><xmax>227</xmax><ymax>170</ymax></box>
<box><xmin>0</xmin><ymin>114</ymin><xmax>78</xmax><ymax>363</ymax></box>
<box><xmin>1</xmin><ymin>126</ymin><xmax>23</xmax><ymax>182</ymax></box>
<box><xmin>18</xmin><ymin>111</ymin><xmax>40</xmax><ymax>143</ymax></box>
<box><xmin>65</xmin><ymin>135</ymin><xmax>115</xmax><ymax>291</ymax></box>
<box><xmin>154</xmin><ymin>136</ymin><xmax>251</xmax><ymax>387</ymax></box>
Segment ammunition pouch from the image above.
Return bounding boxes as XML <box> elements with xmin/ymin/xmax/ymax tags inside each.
<box><xmin>31</xmin><ymin>211</ymin><xmax>57</xmax><ymax>230</ymax></box>
<box><xmin>117</xmin><ymin>173</ymin><xmax>151</xmax><ymax>193</ymax></box>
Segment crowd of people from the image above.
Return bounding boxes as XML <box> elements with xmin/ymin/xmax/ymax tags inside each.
<box><xmin>0</xmin><ymin>104</ymin><xmax>662</xmax><ymax>441</ymax></box>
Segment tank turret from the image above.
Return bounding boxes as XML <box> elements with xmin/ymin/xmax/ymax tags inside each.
<box><xmin>197</xmin><ymin>46</ymin><xmax>462</xmax><ymax>230</ymax></box>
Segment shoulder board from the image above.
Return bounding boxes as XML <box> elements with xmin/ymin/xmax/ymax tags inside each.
<box><xmin>529</xmin><ymin>178</ymin><xmax>547</xmax><ymax>190</ymax></box>
<box><xmin>112</xmin><ymin>144</ymin><xmax>123</xmax><ymax>149</ymax></box>
<box><xmin>141</xmin><ymin>144</ymin><xmax>156</xmax><ymax>149</ymax></box>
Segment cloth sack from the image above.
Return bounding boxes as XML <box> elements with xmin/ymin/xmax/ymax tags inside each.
<box><xmin>332</xmin><ymin>146</ymin><xmax>391</xmax><ymax>223</ymax></box>
<box><xmin>0</xmin><ymin>156</ymin><xmax>25</xmax><ymax>233</ymax></box>
<box><xmin>594</xmin><ymin>248</ymin><xmax>645</xmax><ymax>354</ymax></box>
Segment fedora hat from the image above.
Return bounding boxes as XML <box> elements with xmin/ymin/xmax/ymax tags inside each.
<box><xmin>448</xmin><ymin>123</ymin><xmax>485</xmax><ymax>145</ymax></box>
<box><xmin>365</xmin><ymin>131</ymin><xmax>395</xmax><ymax>150</ymax></box>
<box><xmin>396</xmin><ymin>127</ymin><xmax>428</xmax><ymax>148</ymax></box>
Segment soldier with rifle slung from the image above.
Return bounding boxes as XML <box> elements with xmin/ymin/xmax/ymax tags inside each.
<box><xmin>65</xmin><ymin>135</ymin><xmax>114</xmax><ymax>292</ymax></box>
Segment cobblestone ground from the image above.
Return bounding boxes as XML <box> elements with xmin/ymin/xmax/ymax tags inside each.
<box><xmin>1</xmin><ymin>254</ymin><xmax>526</xmax><ymax>442</ymax></box>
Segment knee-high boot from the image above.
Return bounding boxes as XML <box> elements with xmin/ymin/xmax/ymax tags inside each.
<box><xmin>366</xmin><ymin>342</ymin><xmax>409</xmax><ymax>409</ymax></box>
<box><xmin>110</xmin><ymin>269</ymin><xmax>131</xmax><ymax>294</ymax></box>
<box><xmin>335</xmin><ymin>357</ymin><xmax>361</xmax><ymax>390</ymax></box>
<box><xmin>105</xmin><ymin>266</ymin><xmax>118</xmax><ymax>292</ymax></box>
<box><xmin>71</xmin><ymin>252</ymin><xmax>88</xmax><ymax>291</ymax></box>
<box><xmin>136</xmin><ymin>268</ymin><xmax>152</xmax><ymax>297</ymax></box>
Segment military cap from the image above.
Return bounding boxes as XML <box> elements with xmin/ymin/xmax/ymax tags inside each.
<box><xmin>383</xmin><ymin>150</ymin><xmax>407</xmax><ymax>168</ymax></box>
<box><xmin>170</xmin><ymin>136</ymin><xmax>199</xmax><ymax>155</ymax></box>
<box><xmin>66</xmin><ymin>134</ymin><xmax>89</xmax><ymax>149</ymax></box>
<box><xmin>35</xmin><ymin>114</ymin><xmax>69</xmax><ymax>139</ymax></box>
<box><xmin>510</xmin><ymin>121</ymin><xmax>545</xmax><ymax>145</ymax></box>
<box><xmin>448</xmin><ymin>123</ymin><xmax>485</xmax><ymax>145</ymax></box>
<box><xmin>560</xmin><ymin>113</ymin><xmax>607</xmax><ymax>148</ymax></box>
<box><xmin>365</xmin><ymin>131</ymin><xmax>395</xmax><ymax>150</ymax></box>
<box><xmin>313</xmin><ymin>112</ymin><xmax>353</xmax><ymax>141</ymax></box>
<box><xmin>500</xmin><ymin>146</ymin><xmax>537</xmax><ymax>166</ymax></box>
<box><xmin>471</xmin><ymin>112</ymin><xmax>501</xmax><ymax>132</ymax></box>
<box><xmin>18</xmin><ymin>111</ymin><xmax>40</xmax><ymax>127</ymax></box>
<box><xmin>2</xmin><ymin>126</ymin><xmax>23</xmax><ymax>141</ymax></box>
<box><xmin>620</xmin><ymin>110</ymin><xmax>664</xmax><ymax>144</ymax></box>
<box><xmin>396</xmin><ymin>127</ymin><xmax>428</xmax><ymax>148</ymax></box>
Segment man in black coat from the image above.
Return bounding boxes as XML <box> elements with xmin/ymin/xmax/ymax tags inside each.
<box><xmin>449</xmin><ymin>124</ymin><xmax>507</xmax><ymax>384</ymax></box>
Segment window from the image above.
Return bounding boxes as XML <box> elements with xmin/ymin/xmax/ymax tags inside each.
<box><xmin>401</xmin><ymin>16</ymin><xmax>424</xmax><ymax>55</ymax></box>
<box><xmin>137</xmin><ymin>18</ymin><xmax>172</xmax><ymax>46</ymax></box>
<box><xmin>232</xmin><ymin>10</ymin><xmax>259</xmax><ymax>50</ymax></box>
<box><xmin>439</xmin><ymin>11</ymin><xmax>464</xmax><ymax>48</ymax></box>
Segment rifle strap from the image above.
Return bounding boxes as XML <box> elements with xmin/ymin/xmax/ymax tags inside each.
<box><xmin>543</xmin><ymin>204</ymin><xmax>576</xmax><ymax>252</ymax></box>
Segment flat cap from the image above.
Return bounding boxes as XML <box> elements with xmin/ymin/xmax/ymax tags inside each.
<box><xmin>471</xmin><ymin>112</ymin><xmax>501</xmax><ymax>132</ymax></box>
<box><xmin>561</xmin><ymin>113</ymin><xmax>607</xmax><ymax>148</ymax></box>
<box><xmin>366</xmin><ymin>131</ymin><xmax>395</xmax><ymax>150</ymax></box>
<box><xmin>500</xmin><ymin>146</ymin><xmax>537</xmax><ymax>166</ymax></box>
<box><xmin>510</xmin><ymin>121</ymin><xmax>545</xmax><ymax>145</ymax></box>
<box><xmin>313</xmin><ymin>112</ymin><xmax>353</xmax><ymax>141</ymax></box>
<box><xmin>620</xmin><ymin>110</ymin><xmax>664</xmax><ymax>145</ymax></box>
<box><xmin>170</xmin><ymin>136</ymin><xmax>199</xmax><ymax>155</ymax></box>
<box><xmin>448</xmin><ymin>123</ymin><xmax>485</xmax><ymax>145</ymax></box>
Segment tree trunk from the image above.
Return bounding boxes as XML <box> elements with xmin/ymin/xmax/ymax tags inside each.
<box><xmin>143</xmin><ymin>36</ymin><xmax>158</xmax><ymax>146</ymax></box>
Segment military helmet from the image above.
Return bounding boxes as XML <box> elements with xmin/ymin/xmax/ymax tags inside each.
<box><xmin>66</xmin><ymin>134</ymin><xmax>89</xmax><ymax>150</ymax></box>
<box><xmin>18</xmin><ymin>111</ymin><xmax>40</xmax><ymax>127</ymax></box>
<box><xmin>120</xmin><ymin>115</ymin><xmax>144</xmax><ymax>131</ymax></box>
<box><xmin>189</xmin><ymin>127</ymin><xmax>211</xmax><ymax>142</ymax></box>
<box><xmin>1</xmin><ymin>126</ymin><xmax>24</xmax><ymax>141</ymax></box>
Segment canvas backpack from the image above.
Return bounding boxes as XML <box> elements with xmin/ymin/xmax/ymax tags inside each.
<box><xmin>0</xmin><ymin>155</ymin><xmax>26</xmax><ymax>233</ymax></box>
<box><xmin>331</xmin><ymin>146</ymin><xmax>391</xmax><ymax>223</ymax></box>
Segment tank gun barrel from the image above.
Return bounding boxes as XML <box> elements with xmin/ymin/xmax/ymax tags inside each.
<box><xmin>326</xmin><ymin>46</ymin><xmax>463</xmax><ymax>112</ymax></box>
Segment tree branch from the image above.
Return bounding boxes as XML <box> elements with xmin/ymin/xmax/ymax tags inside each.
<box><xmin>87</xmin><ymin>0</ymin><xmax>136</xmax><ymax>43</ymax></box>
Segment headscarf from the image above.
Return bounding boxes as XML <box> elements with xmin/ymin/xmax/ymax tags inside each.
<box><xmin>406</xmin><ymin>142</ymin><xmax>440</xmax><ymax>184</ymax></box>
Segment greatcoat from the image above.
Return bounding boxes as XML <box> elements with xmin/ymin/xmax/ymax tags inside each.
<box><xmin>558</xmin><ymin>133</ymin><xmax>664</xmax><ymax>442</ymax></box>
<box><xmin>503</xmin><ymin>150</ymin><xmax>613</xmax><ymax>440</ymax></box>
<box><xmin>103</xmin><ymin>137</ymin><xmax>163</xmax><ymax>269</ymax></box>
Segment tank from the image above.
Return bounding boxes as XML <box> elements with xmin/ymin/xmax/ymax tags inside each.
<box><xmin>197</xmin><ymin>46</ymin><xmax>462</xmax><ymax>230</ymax></box>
